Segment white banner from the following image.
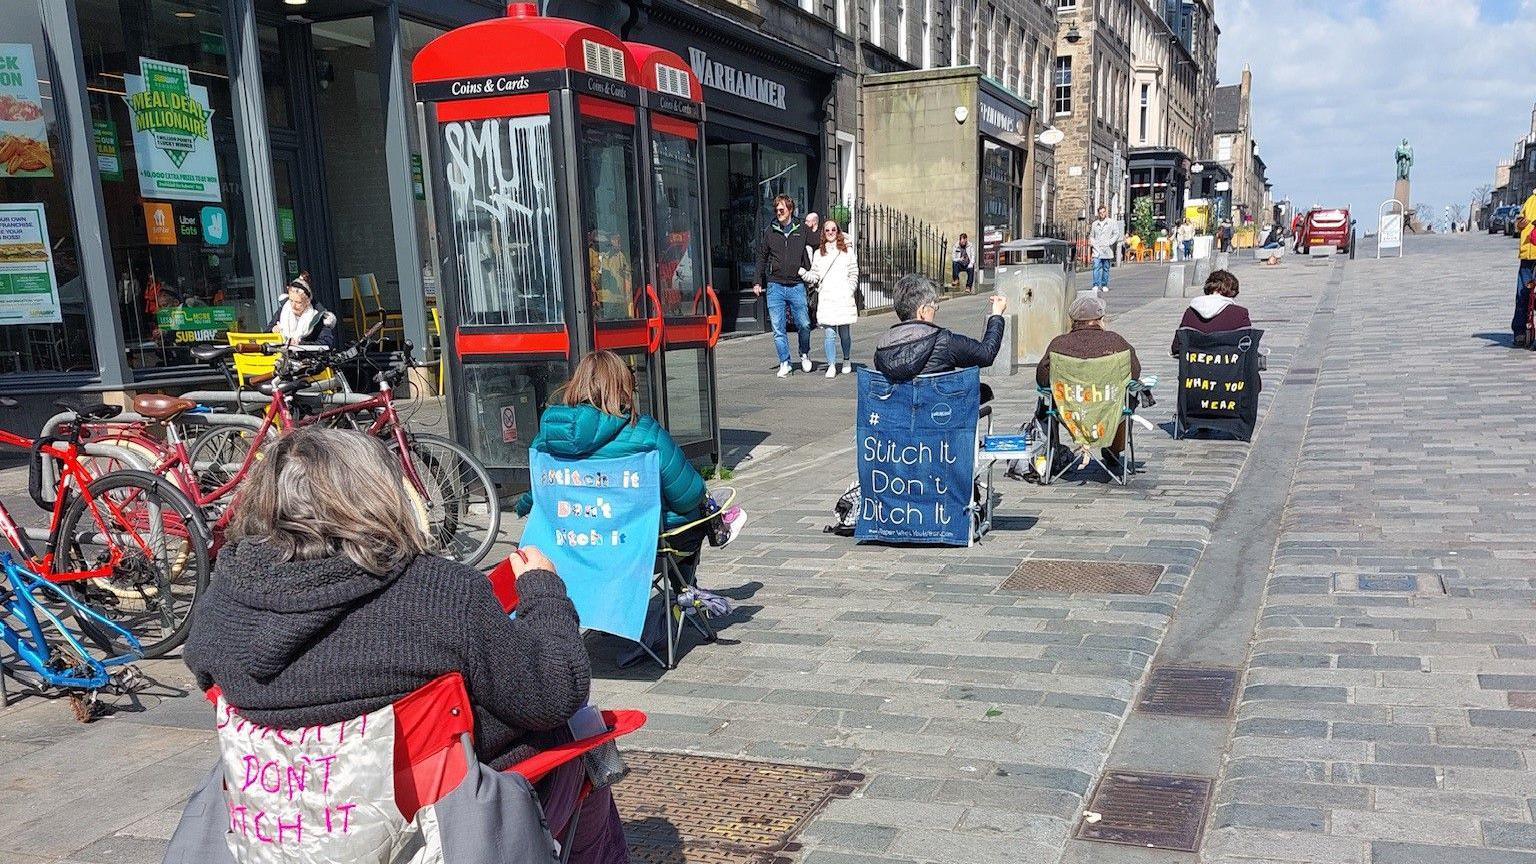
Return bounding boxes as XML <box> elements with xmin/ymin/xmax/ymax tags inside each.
<box><xmin>1378</xmin><ymin>213</ymin><xmax>1402</xmax><ymax>249</ymax></box>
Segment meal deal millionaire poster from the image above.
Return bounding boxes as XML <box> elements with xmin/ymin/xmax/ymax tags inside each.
<box><xmin>0</xmin><ymin>203</ymin><xmax>63</xmax><ymax>324</ymax></box>
<box><xmin>123</xmin><ymin>57</ymin><xmax>221</xmax><ymax>203</ymax></box>
<box><xmin>0</xmin><ymin>44</ymin><xmax>53</xmax><ymax>178</ymax></box>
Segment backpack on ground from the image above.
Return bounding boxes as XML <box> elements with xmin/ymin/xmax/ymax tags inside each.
<box><xmin>824</xmin><ymin>481</ymin><xmax>860</xmax><ymax>536</ymax></box>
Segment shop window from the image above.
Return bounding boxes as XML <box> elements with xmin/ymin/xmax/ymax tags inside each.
<box><xmin>313</xmin><ymin>17</ymin><xmax>400</xmax><ymax>331</ymax></box>
<box><xmin>0</xmin><ymin>4</ymin><xmax>96</xmax><ymax>375</ymax></box>
<box><xmin>77</xmin><ymin>0</ymin><xmax>256</xmax><ymax>372</ymax></box>
<box><xmin>402</xmin><ymin>20</ymin><xmax>448</xmax><ymax>349</ymax></box>
<box><xmin>981</xmin><ymin>138</ymin><xmax>1022</xmax><ymax>259</ymax></box>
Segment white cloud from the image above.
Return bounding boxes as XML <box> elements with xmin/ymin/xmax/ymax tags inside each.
<box><xmin>1216</xmin><ymin>0</ymin><xmax>1536</xmax><ymax>214</ymax></box>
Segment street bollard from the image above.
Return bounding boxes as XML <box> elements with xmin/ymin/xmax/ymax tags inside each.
<box><xmin>1164</xmin><ymin>265</ymin><xmax>1186</xmax><ymax>298</ymax></box>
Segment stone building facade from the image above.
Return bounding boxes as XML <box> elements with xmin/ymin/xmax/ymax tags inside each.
<box><xmin>1050</xmin><ymin>0</ymin><xmax>1134</xmax><ymax>224</ymax></box>
<box><xmin>1212</xmin><ymin>66</ymin><xmax>1266</xmax><ymax>225</ymax></box>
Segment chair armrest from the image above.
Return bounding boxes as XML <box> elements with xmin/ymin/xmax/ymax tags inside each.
<box><xmin>505</xmin><ymin>710</ymin><xmax>647</xmax><ymax>784</ymax></box>
<box><xmin>660</xmin><ymin>486</ymin><xmax>737</xmax><ymax>538</ymax></box>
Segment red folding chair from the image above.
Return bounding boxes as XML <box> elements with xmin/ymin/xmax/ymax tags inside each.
<box><xmin>165</xmin><ymin>565</ymin><xmax>644</xmax><ymax>864</ymax></box>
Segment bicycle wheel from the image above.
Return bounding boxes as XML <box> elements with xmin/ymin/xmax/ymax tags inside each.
<box><xmin>58</xmin><ymin>470</ymin><xmax>211</xmax><ymax>658</ymax></box>
<box><xmin>392</xmin><ymin>433</ymin><xmax>501</xmax><ymax>567</ymax></box>
<box><xmin>185</xmin><ymin>425</ymin><xmax>260</xmax><ymax>498</ymax></box>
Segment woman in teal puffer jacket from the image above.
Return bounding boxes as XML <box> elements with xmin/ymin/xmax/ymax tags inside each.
<box><xmin>513</xmin><ymin>349</ymin><xmax>707</xmax><ymax>535</ymax></box>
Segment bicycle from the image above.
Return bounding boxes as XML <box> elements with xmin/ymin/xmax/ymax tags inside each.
<box><xmin>0</xmin><ymin>552</ymin><xmax>145</xmax><ymax>720</ymax></box>
<box><xmin>80</xmin><ymin>331</ymin><xmax>501</xmax><ymax>567</ymax></box>
<box><xmin>0</xmin><ymin>398</ymin><xmax>211</xmax><ymax>659</ymax></box>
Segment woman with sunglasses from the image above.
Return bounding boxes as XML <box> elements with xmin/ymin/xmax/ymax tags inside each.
<box><xmin>804</xmin><ymin>219</ymin><xmax>860</xmax><ymax>377</ymax></box>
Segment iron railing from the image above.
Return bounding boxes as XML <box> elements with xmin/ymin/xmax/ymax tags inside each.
<box><xmin>1037</xmin><ymin>220</ymin><xmax>1090</xmax><ymax>266</ymax></box>
<box><xmin>851</xmin><ymin>203</ymin><xmax>950</xmax><ymax>313</ymax></box>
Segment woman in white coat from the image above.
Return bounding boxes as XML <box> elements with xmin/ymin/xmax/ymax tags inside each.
<box><xmin>803</xmin><ymin>219</ymin><xmax>860</xmax><ymax>377</ymax></box>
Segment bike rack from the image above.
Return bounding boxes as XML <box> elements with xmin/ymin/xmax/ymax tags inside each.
<box><xmin>21</xmin><ymin>439</ymin><xmax>155</xmax><ymax>548</ymax></box>
<box><xmin>179</xmin><ymin>389</ymin><xmax>375</xmax><ymax>409</ymax></box>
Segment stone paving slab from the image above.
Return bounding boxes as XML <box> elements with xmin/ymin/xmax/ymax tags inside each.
<box><xmin>1203</xmin><ymin>234</ymin><xmax>1536</xmax><ymax>863</ymax></box>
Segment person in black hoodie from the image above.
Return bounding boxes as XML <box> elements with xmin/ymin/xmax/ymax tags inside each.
<box><xmin>873</xmin><ymin>273</ymin><xmax>1007</xmax><ymax>386</ymax></box>
<box><xmin>183</xmin><ymin>426</ymin><xmax>628</xmax><ymax>863</ymax></box>
<box><xmin>752</xmin><ymin>193</ymin><xmax>816</xmax><ymax>377</ymax></box>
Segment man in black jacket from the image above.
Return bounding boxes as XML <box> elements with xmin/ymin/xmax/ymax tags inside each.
<box><xmin>874</xmin><ymin>273</ymin><xmax>1006</xmax><ymax>384</ymax></box>
<box><xmin>752</xmin><ymin>194</ymin><xmax>815</xmax><ymax>377</ymax></box>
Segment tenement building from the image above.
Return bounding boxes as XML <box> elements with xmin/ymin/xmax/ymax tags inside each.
<box><xmin>1049</xmin><ymin>0</ymin><xmax>1133</xmax><ymax>224</ymax></box>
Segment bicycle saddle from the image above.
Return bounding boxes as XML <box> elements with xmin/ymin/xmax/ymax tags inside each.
<box><xmin>55</xmin><ymin>400</ymin><xmax>122</xmax><ymax>421</ymax></box>
<box><xmin>133</xmin><ymin>394</ymin><xmax>197</xmax><ymax>422</ymax></box>
<box><xmin>190</xmin><ymin>344</ymin><xmax>236</xmax><ymax>363</ymax></box>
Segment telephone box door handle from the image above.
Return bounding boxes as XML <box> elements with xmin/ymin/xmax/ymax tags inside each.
<box><xmin>645</xmin><ymin>284</ymin><xmax>663</xmax><ymax>354</ymax></box>
<box><xmin>704</xmin><ymin>285</ymin><xmax>722</xmax><ymax>349</ymax></box>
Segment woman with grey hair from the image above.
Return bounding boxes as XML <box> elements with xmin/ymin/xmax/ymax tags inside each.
<box><xmin>873</xmin><ymin>273</ymin><xmax>1007</xmax><ymax>383</ymax></box>
<box><xmin>183</xmin><ymin>426</ymin><xmax>629</xmax><ymax>862</ymax></box>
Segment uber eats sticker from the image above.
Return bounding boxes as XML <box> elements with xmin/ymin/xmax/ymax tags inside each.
<box><xmin>123</xmin><ymin>57</ymin><xmax>222</xmax><ymax>203</ymax></box>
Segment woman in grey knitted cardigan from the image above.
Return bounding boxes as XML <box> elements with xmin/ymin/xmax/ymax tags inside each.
<box><xmin>183</xmin><ymin>426</ymin><xmax>628</xmax><ymax>863</ymax></box>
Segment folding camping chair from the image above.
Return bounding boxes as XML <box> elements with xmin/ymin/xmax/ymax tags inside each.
<box><xmin>1036</xmin><ymin>349</ymin><xmax>1148</xmax><ymax>485</ymax></box>
<box><xmin>522</xmin><ymin>450</ymin><xmax>727</xmax><ymax>670</ymax></box>
<box><xmin>165</xmin><ymin>673</ymin><xmax>645</xmax><ymax>864</ymax></box>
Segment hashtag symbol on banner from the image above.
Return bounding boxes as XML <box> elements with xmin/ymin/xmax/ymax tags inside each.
<box><xmin>868</xmin><ymin>412</ymin><xmax>880</xmax><ymax>426</ymax></box>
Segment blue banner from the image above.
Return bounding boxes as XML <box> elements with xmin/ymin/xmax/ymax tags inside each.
<box><xmin>522</xmin><ymin>450</ymin><xmax>661</xmax><ymax>642</ymax></box>
<box><xmin>855</xmin><ymin>368</ymin><xmax>979</xmax><ymax>546</ymax></box>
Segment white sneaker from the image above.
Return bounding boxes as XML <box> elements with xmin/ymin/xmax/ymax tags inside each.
<box><xmin>800</xmin><ymin>354</ymin><xmax>812</xmax><ymax>373</ymax></box>
<box><xmin>776</xmin><ymin>362</ymin><xmax>791</xmax><ymax>378</ymax></box>
<box><xmin>842</xmin><ymin>362</ymin><xmax>853</xmax><ymax>374</ymax></box>
<box><xmin>825</xmin><ymin>366</ymin><xmax>837</xmax><ymax>378</ymax></box>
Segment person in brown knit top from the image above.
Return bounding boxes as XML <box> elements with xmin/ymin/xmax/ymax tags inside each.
<box><xmin>1170</xmin><ymin>269</ymin><xmax>1253</xmax><ymax>355</ymax></box>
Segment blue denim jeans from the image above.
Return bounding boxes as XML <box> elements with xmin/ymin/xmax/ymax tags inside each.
<box><xmin>1516</xmin><ymin>260</ymin><xmax>1536</xmax><ymax>337</ymax></box>
<box><xmin>823</xmin><ymin>323</ymin><xmax>852</xmax><ymax>365</ymax></box>
<box><xmin>1092</xmin><ymin>257</ymin><xmax>1112</xmax><ymax>288</ymax></box>
<box><xmin>766</xmin><ymin>281</ymin><xmax>811</xmax><ymax>364</ymax></box>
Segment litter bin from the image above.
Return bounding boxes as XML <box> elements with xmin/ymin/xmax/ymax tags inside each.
<box><xmin>991</xmin><ymin>238</ymin><xmax>1078</xmax><ymax>372</ymax></box>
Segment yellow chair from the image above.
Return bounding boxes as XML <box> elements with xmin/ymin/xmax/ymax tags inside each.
<box><xmin>430</xmin><ymin>307</ymin><xmax>445</xmax><ymax>397</ymax></box>
<box><xmin>347</xmin><ymin>274</ymin><xmax>405</xmax><ymax>344</ymax></box>
<box><xmin>225</xmin><ymin>331</ymin><xmax>282</xmax><ymax>387</ymax></box>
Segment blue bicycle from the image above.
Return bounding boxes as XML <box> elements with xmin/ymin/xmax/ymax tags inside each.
<box><xmin>0</xmin><ymin>551</ymin><xmax>145</xmax><ymax>720</ymax></box>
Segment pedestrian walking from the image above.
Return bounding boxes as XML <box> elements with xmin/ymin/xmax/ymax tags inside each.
<box><xmin>804</xmin><ymin>218</ymin><xmax>859</xmax><ymax>376</ymax></box>
<box><xmin>752</xmin><ymin>194</ymin><xmax>815</xmax><ymax>377</ymax></box>
<box><xmin>1175</xmin><ymin>219</ymin><xmax>1196</xmax><ymax>261</ymax></box>
<box><xmin>952</xmin><ymin>233</ymin><xmax>976</xmax><ymax>289</ymax></box>
<box><xmin>1089</xmin><ymin>207</ymin><xmax>1123</xmax><ymax>292</ymax></box>
<box><xmin>1514</xmin><ymin>188</ymin><xmax>1536</xmax><ymax>348</ymax></box>
<box><xmin>1216</xmin><ymin>220</ymin><xmax>1232</xmax><ymax>253</ymax></box>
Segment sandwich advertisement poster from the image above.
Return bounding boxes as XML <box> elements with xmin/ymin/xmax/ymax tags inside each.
<box><xmin>0</xmin><ymin>203</ymin><xmax>63</xmax><ymax>324</ymax></box>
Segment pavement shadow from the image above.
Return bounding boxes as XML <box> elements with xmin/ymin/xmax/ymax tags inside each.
<box><xmin>587</xmin><ymin>582</ymin><xmax>765</xmax><ymax>682</ymax></box>
<box><xmin>719</xmin><ymin>428</ymin><xmax>770</xmax><ymax>469</ymax></box>
<box><xmin>622</xmin><ymin>815</ymin><xmax>686</xmax><ymax>864</ymax></box>
<box><xmin>1473</xmin><ymin>331</ymin><xmax>1516</xmax><ymax>348</ymax></box>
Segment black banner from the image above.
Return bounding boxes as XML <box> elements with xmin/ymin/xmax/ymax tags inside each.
<box><xmin>1176</xmin><ymin>327</ymin><xmax>1264</xmax><ymax>440</ymax></box>
<box><xmin>414</xmin><ymin>70</ymin><xmax>568</xmax><ymax>103</ymax></box>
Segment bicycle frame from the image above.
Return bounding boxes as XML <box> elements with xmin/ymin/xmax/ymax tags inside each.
<box><xmin>0</xmin><ymin>428</ymin><xmax>179</xmax><ymax>585</ymax></box>
<box><xmin>0</xmin><ymin>552</ymin><xmax>143</xmax><ymax>691</ymax></box>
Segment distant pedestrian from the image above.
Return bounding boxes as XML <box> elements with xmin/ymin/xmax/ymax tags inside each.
<box><xmin>952</xmin><ymin>234</ymin><xmax>976</xmax><ymax>289</ymax></box>
<box><xmin>1175</xmin><ymin>219</ymin><xmax>1196</xmax><ymax>261</ymax></box>
<box><xmin>753</xmin><ymin>194</ymin><xmax>815</xmax><ymax>377</ymax></box>
<box><xmin>1088</xmin><ymin>207</ymin><xmax>1123</xmax><ymax>292</ymax></box>
<box><xmin>805</xmin><ymin>219</ymin><xmax>859</xmax><ymax>377</ymax></box>
<box><xmin>1216</xmin><ymin>220</ymin><xmax>1233</xmax><ymax>253</ymax></box>
<box><xmin>1514</xmin><ymin>188</ymin><xmax>1536</xmax><ymax>347</ymax></box>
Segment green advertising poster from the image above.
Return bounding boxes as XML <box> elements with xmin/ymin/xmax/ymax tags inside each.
<box><xmin>0</xmin><ymin>202</ymin><xmax>63</xmax><ymax>324</ymax></box>
<box><xmin>277</xmin><ymin>207</ymin><xmax>296</xmax><ymax>243</ymax></box>
<box><xmin>93</xmin><ymin>119</ymin><xmax>122</xmax><ymax>181</ymax></box>
<box><xmin>0</xmin><ymin>43</ymin><xmax>53</xmax><ymax>178</ymax></box>
<box><xmin>411</xmin><ymin>154</ymin><xmax>426</xmax><ymax>200</ymax></box>
<box><xmin>123</xmin><ymin>56</ymin><xmax>222</xmax><ymax>203</ymax></box>
<box><xmin>156</xmin><ymin>305</ymin><xmax>236</xmax><ymax>331</ymax></box>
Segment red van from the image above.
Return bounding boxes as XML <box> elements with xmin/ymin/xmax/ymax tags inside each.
<box><xmin>1297</xmin><ymin>207</ymin><xmax>1353</xmax><ymax>254</ymax></box>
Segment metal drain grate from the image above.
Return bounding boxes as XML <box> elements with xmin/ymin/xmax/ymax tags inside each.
<box><xmin>1076</xmin><ymin>771</ymin><xmax>1214</xmax><ymax>852</ymax></box>
<box><xmin>998</xmin><ymin>560</ymin><xmax>1165</xmax><ymax>595</ymax></box>
<box><xmin>1135</xmin><ymin>667</ymin><xmax>1240</xmax><ymax>717</ymax></box>
<box><xmin>616</xmin><ymin>752</ymin><xmax>865</xmax><ymax>863</ymax></box>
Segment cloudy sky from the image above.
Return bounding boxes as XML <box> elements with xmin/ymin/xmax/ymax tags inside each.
<box><xmin>1214</xmin><ymin>0</ymin><xmax>1534</xmax><ymax>220</ymax></box>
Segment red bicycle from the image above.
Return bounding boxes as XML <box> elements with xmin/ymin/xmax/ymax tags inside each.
<box><xmin>0</xmin><ymin>398</ymin><xmax>210</xmax><ymax>658</ymax></box>
<box><xmin>82</xmin><ymin>332</ymin><xmax>500</xmax><ymax>566</ymax></box>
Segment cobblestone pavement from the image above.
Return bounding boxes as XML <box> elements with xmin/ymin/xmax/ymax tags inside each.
<box><xmin>2</xmin><ymin>236</ymin><xmax>1528</xmax><ymax>864</ymax></box>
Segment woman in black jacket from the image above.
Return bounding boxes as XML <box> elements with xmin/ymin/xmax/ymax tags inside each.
<box><xmin>873</xmin><ymin>273</ymin><xmax>1007</xmax><ymax>382</ymax></box>
<box><xmin>184</xmin><ymin>426</ymin><xmax>628</xmax><ymax>863</ymax></box>
<box><xmin>266</xmin><ymin>273</ymin><xmax>337</xmax><ymax>347</ymax></box>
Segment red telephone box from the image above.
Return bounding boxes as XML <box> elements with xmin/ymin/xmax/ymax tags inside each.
<box><xmin>627</xmin><ymin>41</ymin><xmax>721</xmax><ymax>461</ymax></box>
<box><xmin>413</xmin><ymin>4</ymin><xmax>720</xmax><ymax>488</ymax></box>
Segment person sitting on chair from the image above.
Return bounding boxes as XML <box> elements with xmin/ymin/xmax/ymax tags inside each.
<box><xmin>267</xmin><ymin>273</ymin><xmax>336</xmax><ymax>347</ymax></box>
<box><xmin>514</xmin><ymin>350</ymin><xmax>745</xmax><ymax>580</ymax></box>
<box><xmin>1170</xmin><ymin>269</ymin><xmax>1252</xmax><ymax>355</ymax></box>
<box><xmin>183</xmin><ymin>427</ymin><xmax>631</xmax><ymax>863</ymax></box>
<box><xmin>874</xmin><ymin>273</ymin><xmax>1007</xmax><ymax>392</ymax></box>
<box><xmin>1035</xmin><ymin>295</ymin><xmax>1142</xmax><ymax>464</ymax></box>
